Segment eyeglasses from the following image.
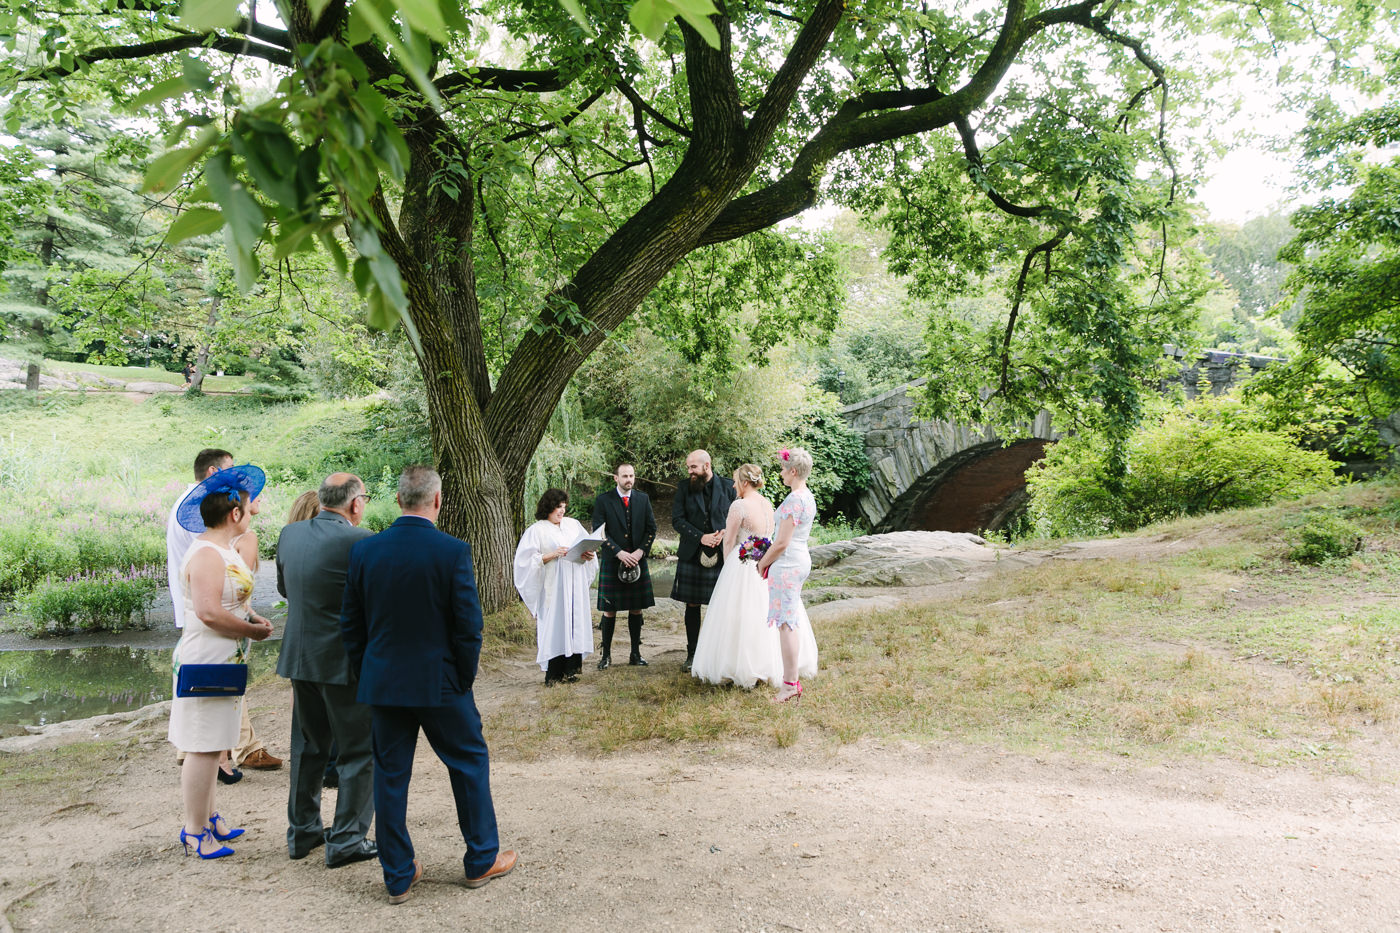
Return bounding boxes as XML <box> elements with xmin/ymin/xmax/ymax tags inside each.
<box><xmin>354</xmin><ymin>493</ymin><xmax>372</xmax><ymax>503</ymax></box>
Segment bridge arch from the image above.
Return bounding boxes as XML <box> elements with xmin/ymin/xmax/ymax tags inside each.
<box><xmin>838</xmin><ymin>379</ymin><xmax>1055</xmax><ymax>534</ymax></box>
<box><xmin>839</xmin><ymin>350</ymin><xmax>1282</xmax><ymax>533</ymax></box>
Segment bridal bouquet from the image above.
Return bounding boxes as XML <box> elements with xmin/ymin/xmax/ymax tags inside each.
<box><xmin>737</xmin><ymin>535</ymin><xmax>771</xmax><ymax>563</ymax></box>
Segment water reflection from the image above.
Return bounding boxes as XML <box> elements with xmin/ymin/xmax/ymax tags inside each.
<box><xmin>0</xmin><ymin>646</ymin><xmax>279</xmax><ymax>729</ymax></box>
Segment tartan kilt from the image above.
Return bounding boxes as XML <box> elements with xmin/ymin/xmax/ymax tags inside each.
<box><xmin>597</xmin><ymin>556</ymin><xmax>656</xmax><ymax>612</ymax></box>
<box><xmin>670</xmin><ymin>554</ymin><xmax>724</xmax><ymax>605</ymax></box>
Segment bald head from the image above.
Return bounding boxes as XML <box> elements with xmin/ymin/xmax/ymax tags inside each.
<box><xmin>685</xmin><ymin>449</ymin><xmax>713</xmax><ymax>487</ymax></box>
<box><xmin>319</xmin><ymin>472</ymin><xmax>367</xmax><ymax>525</ymax></box>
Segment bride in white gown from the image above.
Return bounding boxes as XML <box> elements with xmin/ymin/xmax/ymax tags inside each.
<box><xmin>690</xmin><ymin>463</ymin><xmax>782</xmax><ymax>688</ymax></box>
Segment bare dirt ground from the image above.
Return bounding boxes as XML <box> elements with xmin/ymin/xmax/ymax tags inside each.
<box><xmin>4</xmin><ymin>539</ymin><xmax>1400</xmax><ymax>932</ymax></box>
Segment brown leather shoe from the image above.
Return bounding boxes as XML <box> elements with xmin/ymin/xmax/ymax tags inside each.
<box><xmin>463</xmin><ymin>850</ymin><xmax>517</xmax><ymax>889</ymax></box>
<box><xmin>387</xmin><ymin>859</ymin><xmax>423</xmax><ymax>905</ymax></box>
<box><xmin>241</xmin><ymin>748</ymin><xmax>283</xmax><ymax>770</ymax></box>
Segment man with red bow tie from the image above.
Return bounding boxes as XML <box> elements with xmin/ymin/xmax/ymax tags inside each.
<box><xmin>591</xmin><ymin>463</ymin><xmax>657</xmax><ymax>669</ymax></box>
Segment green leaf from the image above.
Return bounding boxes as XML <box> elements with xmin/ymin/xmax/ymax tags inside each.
<box><xmin>317</xmin><ymin>229</ymin><xmax>349</xmax><ymax>275</ymax></box>
<box><xmin>557</xmin><ymin>0</ymin><xmax>594</xmax><ymax>34</ymax></box>
<box><xmin>222</xmin><ymin>224</ymin><xmax>261</xmax><ymax>292</ymax></box>
<box><xmin>128</xmin><ymin>76</ymin><xmax>192</xmax><ymax>113</ymax></box>
<box><xmin>273</xmin><ymin>219</ymin><xmax>321</xmax><ymax>259</ymax></box>
<box><xmin>669</xmin><ymin>0</ymin><xmax>720</xmax><ymax>47</ymax></box>
<box><xmin>628</xmin><ymin>0</ymin><xmax>668</xmax><ymax>41</ymax></box>
<box><xmin>142</xmin><ymin>144</ymin><xmax>202</xmax><ymax>193</ymax></box>
<box><xmin>396</xmin><ymin>0</ymin><xmax>447</xmax><ymax>43</ymax></box>
<box><xmin>349</xmin><ymin>0</ymin><xmax>443</xmax><ymax>112</ymax></box>
<box><xmin>179</xmin><ymin>0</ymin><xmax>241</xmax><ymax>31</ymax></box>
<box><xmin>167</xmin><ymin>206</ymin><xmax>225</xmax><ymax>243</ymax></box>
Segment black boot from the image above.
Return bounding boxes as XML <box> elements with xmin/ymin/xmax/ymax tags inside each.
<box><xmin>598</xmin><ymin>615</ymin><xmax>615</xmax><ymax>670</ymax></box>
<box><xmin>627</xmin><ymin>614</ymin><xmax>647</xmax><ymax>666</ymax></box>
<box><xmin>683</xmin><ymin>604</ymin><xmax>701</xmax><ymax>671</ymax></box>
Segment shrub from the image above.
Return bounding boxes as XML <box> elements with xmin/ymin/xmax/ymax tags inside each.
<box><xmin>12</xmin><ymin>567</ymin><xmax>163</xmax><ymax>636</ymax></box>
<box><xmin>773</xmin><ymin>389</ymin><xmax>872</xmax><ymax>516</ymax></box>
<box><xmin>0</xmin><ymin>518</ymin><xmax>166</xmax><ymax>600</ymax></box>
<box><xmin>1028</xmin><ymin>399</ymin><xmax>1341</xmax><ymax>538</ymax></box>
<box><xmin>1288</xmin><ymin>514</ymin><xmax>1365</xmax><ymax>564</ymax></box>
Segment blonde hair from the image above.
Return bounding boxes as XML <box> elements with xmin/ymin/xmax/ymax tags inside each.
<box><xmin>287</xmin><ymin>489</ymin><xmax>321</xmax><ymax>523</ymax></box>
<box><xmin>733</xmin><ymin>463</ymin><xmax>764</xmax><ymax>490</ymax></box>
<box><xmin>778</xmin><ymin>447</ymin><xmax>813</xmax><ymax>481</ymax></box>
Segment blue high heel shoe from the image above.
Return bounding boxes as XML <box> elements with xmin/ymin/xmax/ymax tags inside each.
<box><xmin>180</xmin><ymin>827</ymin><xmax>234</xmax><ymax>859</ymax></box>
<box><xmin>208</xmin><ymin>813</ymin><xmax>244</xmax><ymax>842</ymax></box>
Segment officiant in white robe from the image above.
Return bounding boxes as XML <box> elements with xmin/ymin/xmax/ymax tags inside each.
<box><xmin>513</xmin><ymin>489</ymin><xmax>598</xmax><ymax>685</ymax></box>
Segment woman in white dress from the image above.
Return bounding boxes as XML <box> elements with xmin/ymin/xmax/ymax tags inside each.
<box><xmin>169</xmin><ymin>465</ymin><xmax>275</xmax><ymax>859</ymax></box>
<box><xmin>513</xmin><ymin>489</ymin><xmax>598</xmax><ymax>685</ymax></box>
<box><xmin>690</xmin><ymin>464</ymin><xmax>782</xmax><ymax>688</ymax></box>
<box><xmin>756</xmin><ymin>447</ymin><xmax>819</xmax><ymax>704</ymax></box>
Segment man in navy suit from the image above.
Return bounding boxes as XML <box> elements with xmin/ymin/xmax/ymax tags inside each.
<box><xmin>340</xmin><ymin>465</ymin><xmax>517</xmax><ymax>905</ymax></box>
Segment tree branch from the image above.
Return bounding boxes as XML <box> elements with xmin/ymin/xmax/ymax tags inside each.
<box><xmin>434</xmin><ymin>67</ymin><xmax>568</xmax><ymax>95</ymax></box>
<box><xmin>28</xmin><ymin>33</ymin><xmax>291</xmax><ymax>77</ymax></box>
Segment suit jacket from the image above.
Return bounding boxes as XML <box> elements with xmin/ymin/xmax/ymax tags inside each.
<box><xmin>671</xmin><ymin>475</ymin><xmax>736</xmax><ymax>562</ymax></box>
<box><xmin>591</xmin><ymin>488</ymin><xmax>656</xmax><ymax>568</ymax></box>
<box><xmin>340</xmin><ymin>515</ymin><xmax>483</xmax><ymax>707</ymax></box>
<box><xmin>275</xmin><ymin>511</ymin><xmax>374</xmax><ymax>685</ymax></box>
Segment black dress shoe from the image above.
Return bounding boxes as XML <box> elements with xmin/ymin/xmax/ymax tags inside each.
<box><xmin>628</xmin><ymin>651</ymin><xmax>648</xmax><ymax>667</ymax></box>
<box><xmin>327</xmin><ymin>839</ymin><xmax>379</xmax><ymax>868</ymax></box>
<box><xmin>597</xmin><ymin>654</ymin><xmax>610</xmax><ymax>671</ymax></box>
<box><xmin>217</xmin><ymin>766</ymin><xmax>243</xmax><ymax>785</ymax></box>
<box><xmin>682</xmin><ymin>653</ymin><xmax>694</xmax><ymax>673</ymax></box>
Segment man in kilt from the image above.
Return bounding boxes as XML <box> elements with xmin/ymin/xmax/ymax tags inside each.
<box><xmin>670</xmin><ymin>450</ymin><xmax>737</xmax><ymax>672</ymax></box>
<box><xmin>591</xmin><ymin>463</ymin><xmax>657</xmax><ymax>669</ymax></box>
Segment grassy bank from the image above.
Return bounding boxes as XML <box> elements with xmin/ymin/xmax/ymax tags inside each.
<box><xmin>485</xmin><ymin>479</ymin><xmax>1400</xmax><ymax>772</ymax></box>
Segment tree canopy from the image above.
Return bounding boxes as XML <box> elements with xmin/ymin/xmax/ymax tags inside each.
<box><xmin>0</xmin><ymin>0</ymin><xmax>1386</xmax><ymax>609</ymax></box>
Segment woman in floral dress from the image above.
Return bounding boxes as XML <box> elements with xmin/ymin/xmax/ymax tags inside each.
<box><xmin>757</xmin><ymin>447</ymin><xmax>819</xmax><ymax>703</ymax></box>
<box><xmin>169</xmin><ymin>465</ymin><xmax>275</xmax><ymax>858</ymax></box>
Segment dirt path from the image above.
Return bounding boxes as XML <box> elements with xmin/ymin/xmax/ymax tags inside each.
<box><xmin>4</xmin><ymin>543</ymin><xmax>1400</xmax><ymax>931</ymax></box>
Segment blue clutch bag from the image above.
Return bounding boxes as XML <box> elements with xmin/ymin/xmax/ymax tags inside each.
<box><xmin>176</xmin><ymin>663</ymin><xmax>248</xmax><ymax>698</ymax></box>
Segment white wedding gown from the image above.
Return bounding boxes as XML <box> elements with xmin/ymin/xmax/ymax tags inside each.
<box><xmin>691</xmin><ymin>500</ymin><xmax>782</xmax><ymax>689</ymax></box>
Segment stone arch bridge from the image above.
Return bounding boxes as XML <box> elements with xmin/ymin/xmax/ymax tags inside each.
<box><xmin>839</xmin><ymin>351</ymin><xmax>1278</xmax><ymax>534</ymax></box>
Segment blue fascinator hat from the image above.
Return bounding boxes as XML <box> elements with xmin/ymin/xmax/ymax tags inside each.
<box><xmin>176</xmin><ymin>464</ymin><xmax>267</xmax><ymax>532</ymax></box>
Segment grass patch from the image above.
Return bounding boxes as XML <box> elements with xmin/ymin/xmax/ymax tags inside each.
<box><xmin>486</xmin><ymin>478</ymin><xmax>1400</xmax><ymax>771</ymax></box>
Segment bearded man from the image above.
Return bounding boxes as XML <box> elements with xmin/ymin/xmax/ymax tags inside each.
<box><xmin>669</xmin><ymin>449</ymin><xmax>736</xmax><ymax>671</ymax></box>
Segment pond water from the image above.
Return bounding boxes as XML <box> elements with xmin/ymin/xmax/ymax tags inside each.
<box><xmin>0</xmin><ymin>644</ymin><xmax>280</xmax><ymax>730</ymax></box>
<box><xmin>0</xmin><ymin>559</ymin><xmax>678</xmax><ymax>732</ymax></box>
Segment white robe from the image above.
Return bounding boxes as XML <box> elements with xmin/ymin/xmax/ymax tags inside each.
<box><xmin>513</xmin><ymin>517</ymin><xmax>597</xmax><ymax>670</ymax></box>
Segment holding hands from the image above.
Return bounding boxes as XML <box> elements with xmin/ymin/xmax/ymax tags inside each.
<box><xmin>700</xmin><ymin>531</ymin><xmax>723</xmax><ymax>548</ymax></box>
<box><xmin>246</xmin><ymin>612</ymin><xmax>274</xmax><ymax>641</ymax></box>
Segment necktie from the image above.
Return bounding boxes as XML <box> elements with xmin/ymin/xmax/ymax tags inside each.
<box><xmin>622</xmin><ymin>495</ymin><xmax>630</xmax><ymax>507</ymax></box>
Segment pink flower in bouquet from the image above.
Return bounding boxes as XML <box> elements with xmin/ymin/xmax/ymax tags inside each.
<box><xmin>738</xmin><ymin>535</ymin><xmax>771</xmax><ymax>563</ymax></box>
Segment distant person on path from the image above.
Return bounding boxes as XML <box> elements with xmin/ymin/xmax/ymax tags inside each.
<box><xmin>181</xmin><ymin>361</ymin><xmax>193</xmax><ymax>385</ymax></box>
<box><xmin>513</xmin><ymin>488</ymin><xmax>597</xmax><ymax>685</ymax></box>
<box><xmin>168</xmin><ymin>464</ymin><xmax>274</xmax><ymax>859</ymax></box>
<box><xmin>671</xmin><ymin>449</ymin><xmax>736</xmax><ymax>671</ymax></box>
<box><xmin>591</xmin><ymin>464</ymin><xmax>657</xmax><ymax>669</ymax></box>
<box><xmin>166</xmin><ymin>448</ymin><xmax>282</xmax><ymax>780</ymax></box>
<box><xmin>340</xmin><ymin>465</ymin><xmax>517</xmax><ymax>904</ymax></box>
<box><xmin>275</xmin><ymin>473</ymin><xmax>376</xmax><ymax>867</ymax></box>
<box><xmin>756</xmin><ymin>447</ymin><xmax>820</xmax><ymax>704</ymax></box>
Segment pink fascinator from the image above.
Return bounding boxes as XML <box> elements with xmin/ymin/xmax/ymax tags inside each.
<box><xmin>779</xmin><ymin>448</ymin><xmax>791</xmax><ymax>462</ymax></box>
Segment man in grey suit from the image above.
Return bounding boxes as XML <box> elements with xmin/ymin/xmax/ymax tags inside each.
<box><xmin>275</xmin><ymin>472</ymin><xmax>378</xmax><ymax>866</ymax></box>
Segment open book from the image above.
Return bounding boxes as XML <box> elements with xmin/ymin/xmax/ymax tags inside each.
<box><xmin>565</xmin><ymin>528</ymin><xmax>607</xmax><ymax>562</ymax></box>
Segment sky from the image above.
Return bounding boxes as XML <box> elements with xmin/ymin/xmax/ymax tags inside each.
<box><xmin>1197</xmin><ymin>149</ymin><xmax>1299</xmax><ymax>224</ymax></box>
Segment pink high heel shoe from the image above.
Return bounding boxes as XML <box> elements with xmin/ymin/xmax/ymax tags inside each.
<box><xmin>772</xmin><ymin>680</ymin><xmax>802</xmax><ymax>704</ymax></box>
